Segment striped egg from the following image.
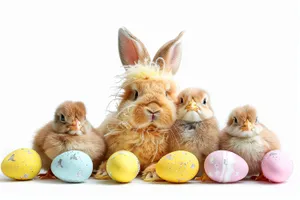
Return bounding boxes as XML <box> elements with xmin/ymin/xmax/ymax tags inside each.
<box><xmin>204</xmin><ymin>150</ymin><xmax>248</xmax><ymax>183</ymax></box>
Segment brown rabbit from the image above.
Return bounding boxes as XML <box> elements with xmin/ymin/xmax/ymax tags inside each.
<box><xmin>95</xmin><ymin>27</ymin><xmax>184</xmax><ymax>181</ymax></box>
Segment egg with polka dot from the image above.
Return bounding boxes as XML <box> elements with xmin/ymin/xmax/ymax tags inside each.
<box><xmin>1</xmin><ymin>148</ymin><xmax>42</xmax><ymax>180</ymax></box>
<box><xmin>156</xmin><ymin>151</ymin><xmax>199</xmax><ymax>183</ymax></box>
<box><xmin>51</xmin><ymin>150</ymin><xmax>93</xmax><ymax>183</ymax></box>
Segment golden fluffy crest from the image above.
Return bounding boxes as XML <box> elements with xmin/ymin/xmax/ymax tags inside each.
<box><xmin>123</xmin><ymin>62</ymin><xmax>173</xmax><ymax>85</ymax></box>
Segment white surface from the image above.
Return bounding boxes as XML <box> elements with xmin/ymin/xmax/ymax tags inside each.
<box><xmin>0</xmin><ymin>0</ymin><xmax>299</xmax><ymax>199</ymax></box>
<box><xmin>0</xmin><ymin>174</ymin><xmax>299</xmax><ymax>199</ymax></box>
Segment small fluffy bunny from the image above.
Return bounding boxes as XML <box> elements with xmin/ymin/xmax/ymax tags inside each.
<box><xmin>95</xmin><ymin>27</ymin><xmax>184</xmax><ymax>181</ymax></box>
<box><xmin>220</xmin><ymin>105</ymin><xmax>280</xmax><ymax>180</ymax></box>
<box><xmin>169</xmin><ymin>88</ymin><xmax>220</xmax><ymax>181</ymax></box>
<box><xmin>33</xmin><ymin>101</ymin><xmax>107</xmax><ymax>179</ymax></box>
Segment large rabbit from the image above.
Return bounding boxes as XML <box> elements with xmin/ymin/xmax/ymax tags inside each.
<box><xmin>95</xmin><ymin>27</ymin><xmax>184</xmax><ymax>181</ymax></box>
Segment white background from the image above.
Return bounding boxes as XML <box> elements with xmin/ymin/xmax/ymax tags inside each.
<box><xmin>0</xmin><ymin>0</ymin><xmax>299</xmax><ymax>199</ymax></box>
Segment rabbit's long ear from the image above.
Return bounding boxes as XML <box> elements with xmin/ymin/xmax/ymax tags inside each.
<box><xmin>118</xmin><ymin>27</ymin><xmax>150</xmax><ymax>66</ymax></box>
<box><xmin>153</xmin><ymin>31</ymin><xmax>184</xmax><ymax>75</ymax></box>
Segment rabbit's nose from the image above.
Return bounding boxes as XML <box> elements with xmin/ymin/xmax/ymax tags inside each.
<box><xmin>146</xmin><ymin>103</ymin><xmax>161</xmax><ymax>113</ymax></box>
<box><xmin>146</xmin><ymin>108</ymin><xmax>160</xmax><ymax>122</ymax></box>
<box><xmin>146</xmin><ymin>109</ymin><xmax>160</xmax><ymax>115</ymax></box>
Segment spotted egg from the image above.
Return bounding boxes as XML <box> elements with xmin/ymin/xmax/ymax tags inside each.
<box><xmin>51</xmin><ymin>150</ymin><xmax>93</xmax><ymax>183</ymax></box>
<box><xmin>1</xmin><ymin>148</ymin><xmax>42</xmax><ymax>180</ymax></box>
<box><xmin>204</xmin><ymin>150</ymin><xmax>249</xmax><ymax>183</ymax></box>
<box><xmin>156</xmin><ymin>151</ymin><xmax>199</xmax><ymax>183</ymax></box>
<box><xmin>261</xmin><ymin>150</ymin><xmax>293</xmax><ymax>183</ymax></box>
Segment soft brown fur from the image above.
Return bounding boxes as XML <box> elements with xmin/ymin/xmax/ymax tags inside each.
<box><xmin>33</xmin><ymin>101</ymin><xmax>107</xmax><ymax>171</ymax></box>
<box><xmin>95</xmin><ymin>27</ymin><xmax>183</xmax><ymax>181</ymax></box>
<box><xmin>220</xmin><ymin>105</ymin><xmax>281</xmax><ymax>177</ymax></box>
<box><xmin>169</xmin><ymin>88</ymin><xmax>220</xmax><ymax>180</ymax></box>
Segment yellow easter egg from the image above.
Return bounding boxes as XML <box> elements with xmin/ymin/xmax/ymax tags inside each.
<box><xmin>1</xmin><ymin>148</ymin><xmax>42</xmax><ymax>180</ymax></box>
<box><xmin>106</xmin><ymin>150</ymin><xmax>140</xmax><ymax>183</ymax></box>
<box><xmin>156</xmin><ymin>150</ymin><xmax>199</xmax><ymax>183</ymax></box>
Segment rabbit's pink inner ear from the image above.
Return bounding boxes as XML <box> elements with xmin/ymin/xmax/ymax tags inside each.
<box><xmin>118</xmin><ymin>27</ymin><xmax>150</xmax><ymax>66</ymax></box>
<box><xmin>153</xmin><ymin>31</ymin><xmax>184</xmax><ymax>75</ymax></box>
<box><xmin>119</xmin><ymin>34</ymin><xmax>139</xmax><ymax>65</ymax></box>
<box><xmin>167</xmin><ymin>42</ymin><xmax>182</xmax><ymax>75</ymax></box>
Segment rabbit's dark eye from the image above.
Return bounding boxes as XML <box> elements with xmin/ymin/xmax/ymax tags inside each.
<box><xmin>133</xmin><ymin>90</ymin><xmax>138</xmax><ymax>101</ymax></box>
<box><xmin>165</xmin><ymin>91</ymin><xmax>168</xmax><ymax>97</ymax></box>
<box><xmin>203</xmin><ymin>98</ymin><xmax>207</xmax><ymax>105</ymax></box>
<box><xmin>180</xmin><ymin>97</ymin><xmax>184</xmax><ymax>104</ymax></box>
<box><xmin>233</xmin><ymin>117</ymin><xmax>238</xmax><ymax>124</ymax></box>
<box><xmin>60</xmin><ymin>114</ymin><xmax>65</xmax><ymax>122</ymax></box>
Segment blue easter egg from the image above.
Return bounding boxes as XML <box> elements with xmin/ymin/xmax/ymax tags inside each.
<box><xmin>51</xmin><ymin>150</ymin><xmax>93</xmax><ymax>183</ymax></box>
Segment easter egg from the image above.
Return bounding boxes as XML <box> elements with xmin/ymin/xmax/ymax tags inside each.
<box><xmin>204</xmin><ymin>150</ymin><xmax>248</xmax><ymax>183</ymax></box>
<box><xmin>106</xmin><ymin>150</ymin><xmax>140</xmax><ymax>183</ymax></box>
<box><xmin>51</xmin><ymin>150</ymin><xmax>93</xmax><ymax>183</ymax></box>
<box><xmin>1</xmin><ymin>148</ymin><xmax>42</xmax><ymax>180</ymax></box>
<box><xmin>261</xmin><ymin>150</ymin><xmax>293</xmax><ymax>183</ymax></box>
<box><xmin>156</xmin><ymin>151</ymin><xmax>199</xmax><ymax>183</ymax></box>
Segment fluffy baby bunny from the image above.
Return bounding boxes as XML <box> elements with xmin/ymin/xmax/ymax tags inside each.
<box><xmin>169</xmin><ymin>88</ymin><xmax>220</xmax><ymax>182</ymax></box>
<box><xmin>220</xmin><ymin>105</ymin><xmax>280</xmax><ymax>181</ymax></box>
<box><xmin>95</xmin><ymin>27</ymin><xmax>184</xmax><ymax>181</ymax></box>
<box><xmin>33</xmin><ymin>101</ymin><xmax>107</xmax><ymax>179</ymax></box>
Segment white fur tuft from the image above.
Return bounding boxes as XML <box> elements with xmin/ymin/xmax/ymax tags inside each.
<box><xmin>181</xmin><ymin>111</ymin><xmax>201</xmax><ymax>122</ymax></box>
<box><xmin>225</xmin><ymin>124</ymin><xmax>263</xmax><ymax>138</ymax></box>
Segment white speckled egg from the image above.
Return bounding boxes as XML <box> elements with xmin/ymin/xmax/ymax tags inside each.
<box><xmin>156</xmin><ymin>151</ymin><xmax>199</xmax><ymax>183</ymax></box>
<box><xmin>1</xmin><ymin>148</ymin><xmax>42</xmax><ymax>180</ymax></box>
<box><xmin>261</xmin><ymin>150</ymin><xmax>293</xmax><ymax>183</ymax></box>
<box><xmin>51</xmin><ymin>150</ymin><xmax>93</xmax><ymax>183</ymax></box>
<box><xmin>205</xmin><ymin>150</ymin><xmax>249</xmax><ymax>183</ymax></box>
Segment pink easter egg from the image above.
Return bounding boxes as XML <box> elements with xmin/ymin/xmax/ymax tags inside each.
<box><xmin>204</xmin><ymin>150</ymin><xmax>249</xmax><ymax>183</ymax></box>
<box><xmin>261</xmin><ymin>150</ymin><xmax>293</xmax><ymax>183</ymax></box>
